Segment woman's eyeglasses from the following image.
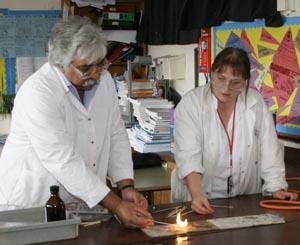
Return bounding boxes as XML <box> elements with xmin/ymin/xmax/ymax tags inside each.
<box><xmin>70</xmin><ymin>58</ymin><xmax>108</xmax><ymax>79</ymax></box>
<box><xmin>212</xmin><ymin>72</ymin><xmax>245</xmax><ymax>90</ymax></box>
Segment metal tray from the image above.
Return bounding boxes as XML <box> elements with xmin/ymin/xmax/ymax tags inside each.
<box><xmin>0</xmin><ymin>207</ymin><xmax>81</xmax><ymax>244</ymax></box>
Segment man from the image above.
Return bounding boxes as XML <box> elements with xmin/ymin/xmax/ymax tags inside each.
<box><xmin>0</xmin><ymin>16</ymin><xmax>153</xmax><ymax>228</ymax></box>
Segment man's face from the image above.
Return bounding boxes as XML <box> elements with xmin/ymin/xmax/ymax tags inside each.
<box><xmin>62</xmin><ymin>58</ymin><xmax>105</xmax><ymax>89</ymax></box>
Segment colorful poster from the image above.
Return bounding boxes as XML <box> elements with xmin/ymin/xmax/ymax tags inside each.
<box><xmin>213</xmin><ymin>17</ymin><xmax>300</xmax><ymax>136</ymax></box>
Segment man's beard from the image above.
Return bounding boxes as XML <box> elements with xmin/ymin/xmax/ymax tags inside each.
<box><xmin>76</xmin><ymin>79</ymin><xmax>99</xmax><ymax>91</ymax></box>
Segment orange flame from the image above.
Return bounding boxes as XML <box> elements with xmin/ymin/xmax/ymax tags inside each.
<box><xmin>176</xmin><ymin>212</ymin><xmax>188</xmax><ymax>227</ymax></box>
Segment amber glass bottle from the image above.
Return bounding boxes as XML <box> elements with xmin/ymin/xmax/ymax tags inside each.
<box><xmin>45</xmin><ymin>185</ymin><xmax>66</xmax><ymax>222</ymax></box>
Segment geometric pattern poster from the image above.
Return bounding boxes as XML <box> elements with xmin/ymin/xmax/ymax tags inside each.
<box><xmin>213</xmin><ymin>17</ymin><xmax>300</xmax><ymax>137</ymax></box>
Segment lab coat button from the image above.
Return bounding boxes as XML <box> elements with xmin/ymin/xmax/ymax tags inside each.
<box><xmin>88</xmin><ymin>118</ymin><xmax>91</xmax><ymax>121</ymax></box>
<box><xmin>91</xmin><ymin>141</ymin><xmax>94</xmax><ymax>144</ymax></box>
<box><xmin>93</xmin><ymin>163</ymin><xmax>96</xmax><ymax>167</ymax></box>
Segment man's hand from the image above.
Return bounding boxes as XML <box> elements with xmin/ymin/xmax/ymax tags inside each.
<box><xmin>114</xmin><ymin>200</ymin><xmax>154</xmax><ymax>228</ymax></box>
<box><xmin>121</xmin><ymin>188</ymin><xmax>148</xmax><ymax>210</ymax></box>
<box><xmin>101</xmin><ymin>191</ymin><xmax>153</xmax><ymax>229</ymax></box>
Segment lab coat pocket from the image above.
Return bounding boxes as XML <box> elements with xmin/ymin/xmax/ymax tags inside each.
<box><xmin>9</xmin><ymin>169</ymin><xmax>55</xmax><ymax>208</ymax></box>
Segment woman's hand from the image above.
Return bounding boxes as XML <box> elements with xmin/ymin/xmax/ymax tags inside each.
<box><xmin>272</xmin><ymin>190</ymin><xmax>298</xmax><ymax>200</ymax></box>
<box><xmin>191</xmin><ymin>195</ymin><xmax>214</xmax><ymax>214</ymax></box>
<box><xmin>184</xmin><ymin>172</ymin><xmax>214</xmax><ymax>214</ymax></box>
<box><xmin>114</xmin><ymin>200</ymin><xmax>154</xmax><ymax>229</ymax></box>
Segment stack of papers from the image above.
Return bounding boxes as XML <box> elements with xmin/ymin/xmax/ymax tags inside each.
<box><xmin>127</xmin><ymin>98</ymin><xmax>174</xmax><ymax>153</ymax></box>
<box><xmin>71</xmin><ymin>0</ymin><xmax>115</xmax><ymax>8</ymax></box>
<box><xmin>16</xmin><ymin>57</ymin><xmax>47</xmax><ymax>90</ymax></box>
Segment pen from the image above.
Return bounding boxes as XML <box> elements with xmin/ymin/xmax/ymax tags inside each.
<box><xmin>152</xmin><ymin>220</ymin><xmax>173</xmax><ymax>225</ymax></box>
<box><xmin>81</xmin><ymin>220</ymin><xmax>102</xmax><ymax>227</ymax></box>
<box><xmin>211</xmin><ymin>204</ymin><xmax>233</xmax><ymax>209</ymax></box>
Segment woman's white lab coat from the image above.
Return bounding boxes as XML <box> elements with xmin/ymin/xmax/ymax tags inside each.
<box><xmin>171</xmin><ymin>84</ymin><xmax>287</xmax><ymax>202</ymax></box>
<box><xmin>0</xmin><ymin>63</ymin><xmax>133</xmax><ymax>210</ymax></box>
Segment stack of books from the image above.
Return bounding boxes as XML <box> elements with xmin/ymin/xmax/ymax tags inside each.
<box><xmin>106</xmin><ymin>41</ymin><xmax>134</xmax><ymax>64</ymax></box>
<box><xmin>114</xmin><ymin>76</ymin><xmax>131</xmax><ymax>124</ymax></box>
<box><xmin>101</xmin><ymin>5</ymin><xmax>142</xmax><ymax>64</ymax></box>
<box><xmin>127</xmin><ymin>98</ymin><xmax>174</xmax><ymax>153</ymax></box>
<box><xmin>114</xmin><ymin>76</ymin><xmax>154</xmax><ymax>105</ymax></box>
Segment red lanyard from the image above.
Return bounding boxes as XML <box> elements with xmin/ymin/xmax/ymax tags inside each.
<box><xmin>217</xmin><ymin>102</ymin><xmax>236</xmax><ymax>168</ymax></box>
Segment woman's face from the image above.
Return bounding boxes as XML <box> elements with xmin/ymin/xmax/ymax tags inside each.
<box><xmin>211</xmin><ymin>66</ymin><xmax>246</xmax><ymax>104</ymax></box>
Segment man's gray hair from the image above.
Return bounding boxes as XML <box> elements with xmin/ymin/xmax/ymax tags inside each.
<box><xmin>48</xmin><ymin>16</ymin><xmax>107</xmax><ymax>67</ymax></box>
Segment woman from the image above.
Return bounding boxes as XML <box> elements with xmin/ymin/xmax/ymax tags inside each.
<box><xmin>171</xmin><ymin>47</ymin><xmax>298</xmax><ymax>214</ymax></box>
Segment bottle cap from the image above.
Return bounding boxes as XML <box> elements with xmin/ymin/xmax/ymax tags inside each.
<box><xmin>50</xmin><ymin>185</ymin><xmax>59</xmax><ymax>194</ymax></box>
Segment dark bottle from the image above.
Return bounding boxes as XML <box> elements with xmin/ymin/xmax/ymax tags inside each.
<box><xmin>45</xmin><ymin>185</ymin><xmax>66</xmax><ymax>222</ymax></box>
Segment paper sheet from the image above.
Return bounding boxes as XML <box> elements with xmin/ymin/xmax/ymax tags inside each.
<box><xmin>142</xmin><ymin>214</ymin><xmax>285</xmax><ymax>238</ymax></box>
<box><xmin>103</xmin><ymin>30</ymin><xmax>137</xmax><ymax>43</ymax></box>
<box><xmin>16</xmin><ymin>57</ymin><xmax>47</xmax><ymax>89</ymax></box>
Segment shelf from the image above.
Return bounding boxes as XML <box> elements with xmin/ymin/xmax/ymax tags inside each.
<box><xmin>131</xmin><ymin>78</ymin><xmax>149</xmax><ymax>83</ymax></box>
<box><xmin>110</xmin><ymin>62</ymin><xmax>127</xmax><ymax>66</ymax></box>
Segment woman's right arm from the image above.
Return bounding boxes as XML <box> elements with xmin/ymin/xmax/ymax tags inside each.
<box><xmin>174</xmin><ymin>91</ymin><xmax>213</xmax><ymax>214</ymax></box>
<box><xmin>185</xmin><ymin>172</ymin><xmax>214</xmax><ymax>214</ymax></box>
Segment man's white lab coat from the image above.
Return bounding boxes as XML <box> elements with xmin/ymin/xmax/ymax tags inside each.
<box><xmin>0</xmin><ymin>63</ymin><xmax>133</xmax><ymax>210</ymax></box>
<box><xmin>171</xmin><ymin>84</ymin><xmax>287</xmax><ymax>202</ymax></box>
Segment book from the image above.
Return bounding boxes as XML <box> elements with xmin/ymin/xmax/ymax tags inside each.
<box><xmin>106</xmin><ymin>41</ymin><xmax>134</xmax><ymax>63</ymax></box>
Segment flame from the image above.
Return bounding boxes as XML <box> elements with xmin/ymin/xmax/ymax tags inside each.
<box><xmin>176</xmin><ymin>212</ymin><xmax>188</xmax><ymax>227</ymax></box>
<box><xmin>176</xmin><ymin>236</ymin><xmax>188</xmax><ymax>244</ymax></box>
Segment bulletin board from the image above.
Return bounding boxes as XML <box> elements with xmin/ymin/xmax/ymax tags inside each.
<box><xmin>0</xmin><ymin>9</ymin><xmax>60</xmax><ymax>96</ymax></box>
<box><xmin>213</xmin><ymin>17</ymin><xmax>300</xmax><ymax>137</ymax></box>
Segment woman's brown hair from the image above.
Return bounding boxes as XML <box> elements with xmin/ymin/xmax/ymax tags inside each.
<box><xmin>211</xmin><ymin>47</ymin><xmax>251</xmax><ymax>91</ymax></box>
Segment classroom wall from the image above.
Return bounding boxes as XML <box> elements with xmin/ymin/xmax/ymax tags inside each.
<box><xmin>2</xmin><ymin>1</ymin><xmax>299</xmax><ymax>97</ymax></box>
<box><xmin>148</xmin><ymin>44</ymin><xmax>199</xmax><ymax>96</ymax></box>
<box><xmin>0</xmin><ymin>0</ymin><xmax>61</xmax><ymax>10</ymax></box>
<box><xmin>0</xmin><ymin>0</ymin><xmax>61</xmax><ymax>137</ymax></box>
<box><xmin>148</xmin><ymin>0</ymin><xmax>300</xmax><ymax>96</ymax></box>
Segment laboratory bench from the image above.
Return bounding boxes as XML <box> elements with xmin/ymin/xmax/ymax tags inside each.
<box><xmin>44</xmin><ymin>193</ymin><xmax>300</xmax><ymax>245</ymax></box>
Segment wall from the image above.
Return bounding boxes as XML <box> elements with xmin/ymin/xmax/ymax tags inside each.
<box><xmin>0</xmin><ymin>0</ymin><xmax>61</xmax><ymax>137</ymax></box>
<box><xmin>148</xmin><ymin>44</ymin><xmax>200</xmax><ymax>96</ymax></box>
<box><xmin>148</xmin><ymin>5</ymin><xmax>300</xmax><ymax>96</ymax></box>
<box><xmin>1</xmin><ymin>1</ymin><xmax>196</xmax><ymax>96</ymax></box>
<box><xmin>0</xmin><ymin>0</ymin><xmax>61</xmax><ymax>10</ymax></box>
